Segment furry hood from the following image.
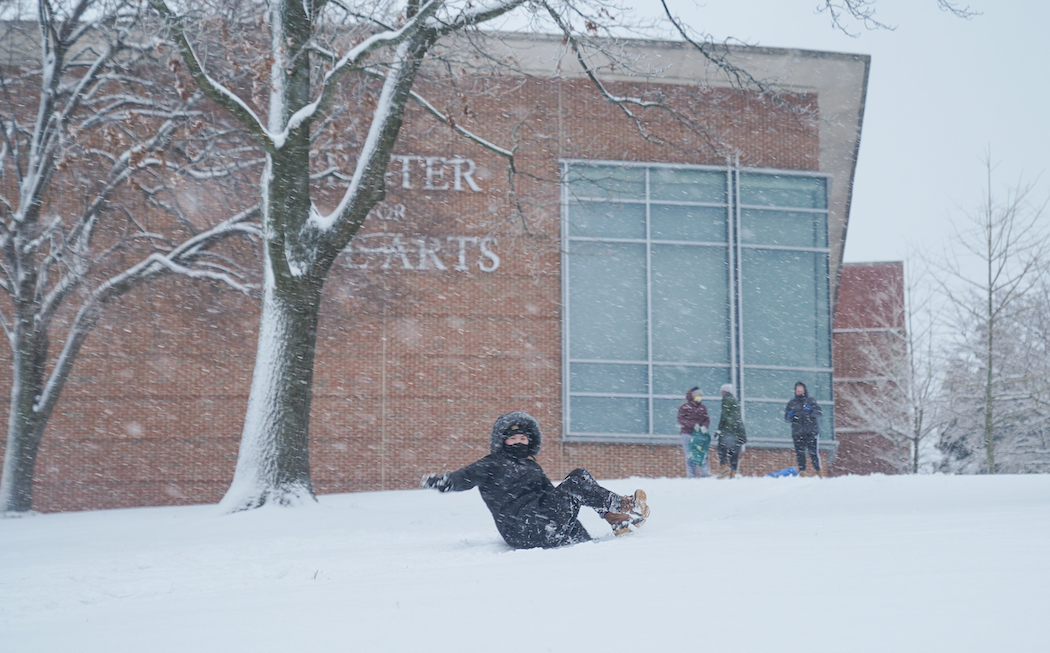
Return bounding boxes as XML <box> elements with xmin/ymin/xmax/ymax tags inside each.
<box><xmin>489</xmin><ymin>411</ymin><xmax>542</xmax><ymax>457</ymax></box>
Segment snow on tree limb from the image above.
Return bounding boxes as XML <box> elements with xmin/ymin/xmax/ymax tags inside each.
<box><xmin>307</xmin><ymin>35</ymin><xmax>428</xmax><ymax>247</ymax></box>
<box><xmin>435</xmin><ymin>0</ymin><xmax>531</xmax><ymax>34</ymax></box>
<box><xmin>148</xmin><ymin>0</ymin><xmax>272</xmax><ymax>149</ymax></box>
<box><xmin>12</xmin><ymin>39</ymin><xmax>110</xmax><ymax>226</ymax></box>
<box><xmin>658</xmin><ymin>0</ymin><xmax>784</xmax><ymax>95</ymax></box>
<box><xmin>352</xmin><ymin>63</ymin><xmax>513</xmax><ymax>160</ymax></box>
<box><xmin>534</xmin><ymin>1</ymin><xmax>680</xmax><ymax>145</ymax></box>
<box><xmin>540</xmin><ymin>2</ymin><xmax>657</xmax><ymax>109</ymax></box>
<box><xmin>1</xmin><ymin>1</ymin><xmax>268</xmax><ymax>512</ymax></box>
<box><xmin>285</xmin><ymin>0</ymin><xmax>447</xmax><ymax>139</ymax></box>
<box><xmin>33</xmin><ymin>208</ymin><xmax>260</xmax><ymax>418</ymax></box>
<box><xmin>29</xmin><ymin>105</ymin><xmax>210</xmax><ymax>322</ymax></box>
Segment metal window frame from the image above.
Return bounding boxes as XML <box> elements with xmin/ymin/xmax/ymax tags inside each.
<box><xmin>561</xmin><ymin>159</ymin><xmax>833</xmax><ymax>444</ymax></box>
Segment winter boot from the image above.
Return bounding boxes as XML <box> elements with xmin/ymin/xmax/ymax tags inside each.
<box><xmin>612</xmin><ymin>489</ymin><xmax>649</xmax><ymax>536</ymax></box>
<box><xmin>717</xmin><ymin>467</ymin><xmax>733</xmax><ymax>479</ymax></box>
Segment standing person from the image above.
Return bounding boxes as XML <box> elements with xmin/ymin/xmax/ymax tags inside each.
<box><xmin>715</xmin><ymin>383</ymin><xmax>746</xmax><ymax>478</ymax></box>
<box><xmin>421</xmin><ymin>411</ymin><xmax>649</xmax><ymax>549</ymax></box>
<box><xmin>785</xmin><ymin>381</ymin><xmax>824</xmax><ymax>477</ymax></box>
<box><xmin>678</xmin><ymin>387</ymin><xmax>711</xmax><ymax>478</ymax></box>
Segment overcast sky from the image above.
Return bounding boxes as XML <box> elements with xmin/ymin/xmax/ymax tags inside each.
<box><xmin>587</xmin><ymin>0</ymin><xmax>1048</xmax><ymax>267</ymax></box>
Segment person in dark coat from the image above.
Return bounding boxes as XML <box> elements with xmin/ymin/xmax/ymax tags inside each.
<box><xmin>785</xmin><ymin>381</ymin><xmax>824</xmax><ymax>476</ymax></box>
<box><xmin>678</xmin><ymin>387</ymin><xmax>711</xmax><ymax>478</ymax></box>
<box><xmin>421</xmin><ymin>411</ymin><xmax>648</xmax><ymax>549</ymax></box>
<box><xmin>715</xmin><ymin>384</ymin><xmax>746</xmax><ymax>478</ymax></box>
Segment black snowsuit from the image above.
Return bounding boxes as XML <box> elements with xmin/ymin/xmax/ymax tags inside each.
<box><xmin>436</xmin><ymin>411</ymin><xmax>623</xmax><ymax>549</ymax></box>
<box><xmin>785</xmin><ymin>382</ymin><xmax>823</xmax><ymax>471</ymax></box>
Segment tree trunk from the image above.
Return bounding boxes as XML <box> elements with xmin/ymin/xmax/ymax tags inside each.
<box><xmin>1</xmin><ymin>324</ymin><xmax>49</xmax><ymax>513</ymax></box>
<box><xmin>912</xmin><ymin>407</ymin><xmax>922</xmax><ymax>474</ymax></box>
<box><xmin>219</xmin><ymin>263</ymin><xmax>323</xmax><ymax>511</ymax></box>
<box><xmin>985</xmin><ymin>225</ymin><xmax>996</xmax><ymax>474</ymax></box>
<box><xmin>1</xmin><ymin>410</ymin><xmax>47</xmax><ymax>514</ymax></box>
<box><xmin>984</xmin><ymin>327</ymin><xmax>995</xmax><ymax>474</ymax></box>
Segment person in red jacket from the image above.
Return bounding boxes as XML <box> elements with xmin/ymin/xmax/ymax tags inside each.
<box><xmin>677</xmin><ymin>387</ymin><xmax>711</xmax><ymax>477</ymax></box>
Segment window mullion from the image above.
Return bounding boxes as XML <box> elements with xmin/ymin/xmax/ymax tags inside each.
<box><xmin>645</xmin><ymin>167</ymin><xmax>654</xmax><ymax>436</ymax></box>
<box><xmin>726</xmin><ymin>157</ymin><xmax>740</xmax><ymax>407</ymax></box>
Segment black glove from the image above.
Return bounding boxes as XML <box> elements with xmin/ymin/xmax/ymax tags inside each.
<box><xmin>421</xmin><ymin>472</ymin><xmax>450</xmax><ymax>491</ymax></box>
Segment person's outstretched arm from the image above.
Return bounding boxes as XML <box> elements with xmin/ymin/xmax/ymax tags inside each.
<box><xmin>422</xmin><ymin>457</ymin><xmax>493</xmax><ymax>492</ymax></box>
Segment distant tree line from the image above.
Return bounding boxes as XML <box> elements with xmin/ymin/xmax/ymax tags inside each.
<box><xmin>840</xmin><ymin>155</ymin><xmax>1050</xmax><ymax>475</ymax></box>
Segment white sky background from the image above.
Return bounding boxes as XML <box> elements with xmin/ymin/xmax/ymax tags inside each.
<box><xmin>512</xmin><ymin>0</ymin><xmax>1050</xmax><ymax>266</ymax></box>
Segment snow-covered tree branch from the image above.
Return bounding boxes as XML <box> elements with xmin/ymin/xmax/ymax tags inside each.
<box><xmin>0</xmin><ymin>2</ymin><xmax>263</xmax><ymax>514</ymax></box>
<box><xmin>933</xmin><ymin>154</ymin><xmax>1050</xmax><ymax>474</ymax></box>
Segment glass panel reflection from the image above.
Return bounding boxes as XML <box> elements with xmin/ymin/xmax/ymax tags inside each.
<box><xmin>740</xmin><ymin>209</ymin><xmax>828</xmax><ymax>248</ymax></box>
<box><xmin>739</xmin><ymin>173</ymin><xmax>827</xmax><ymax>209</ymax></box>
<box><xmin>568</xmin><ymin>201</ymin><xmax>646</xmax><ymax>239</ymax></box>
<box><xmin>651</xmin><ymin>244</ymin><xmax>730</xmax><ymax>364</ymax></box>
<box><xmin>652</xmin><ymin>365</ymin><xmax>731</xmax><ymax>397</ymax></box>
<box><xmin>740</xmin><ymin>249</ymin><xmax>831</xmax><ymax>368</ymax></box>
<box><xmin>651</xmin><ymin>204</ymin><xmax>728</xmax><ymax>242</ymax></box>
<box><xmin>568</xmin><ymin>241</ymin><xmax>648</xmax><ymax>361</ymax></box>
<box><xmin>571</xmin><ymin>363</ymin><xmax>648</xmax><ymax>394</ymax></box>
<box><xmin>570</xmin><ymin>396</ymin><xmax>648</xmax><ymax>434</ymax></box>
<box><xmin>566</xmin><ymin>165</ymin><xmax>645</xmax><ymax>200</ymax></box>
<box><xmin>650</xmin><ymin>168</ymin><xmax>727</xmax><ymax>203</ymax></box>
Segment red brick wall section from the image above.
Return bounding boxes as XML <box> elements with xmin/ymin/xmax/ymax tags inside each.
<box><xmin>831</xmin><ymin>262</ymin><xmax>908</xmax><ymax>475</ymax></box>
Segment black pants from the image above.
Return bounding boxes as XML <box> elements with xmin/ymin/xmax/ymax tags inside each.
<box><xmin>793</xmin><ymin>433</ymin><xmax>821</xmax><ymax>471</ymax></box>
<box><xmin>718</xmin><ymin>439</ymin><xmax>742</xmax><ymax>471</ymax></box>
<box><xmin>532</xmin><ymin>468</ymin><xmax>620</xmax><ymax>548</ymax></box>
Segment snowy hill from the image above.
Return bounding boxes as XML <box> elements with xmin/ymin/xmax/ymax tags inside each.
<box><xmin>2</xmin><ymin>474</ymin><xmax>1048</xmax><ymax>652</ymax></box>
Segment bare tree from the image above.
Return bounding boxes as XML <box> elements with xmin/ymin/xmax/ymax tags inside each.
<box><xmin>0</xmin><ymin>1</ymin><xmax>261</xmax><ymax>514</ymax></box>
<box><xmin>934</xmin><ymin>155</ymin><xmax>1049</xmax><ymax>474</ymax></box>
<box><xmin>902</xmin><ymin>271</ymin><xmax>947</xmax><ymax>473</ymax></box>
<box><xmin>939</xmin><ymin>287</ymin><xmax>1050</xmax><ymax>474</ymax></box>
<box><xmin>809</xmin><ymin>0</ymin><xmax>975</xmax><ymax>35</ymax></box>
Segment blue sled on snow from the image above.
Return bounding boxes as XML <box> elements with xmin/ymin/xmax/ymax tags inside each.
<box><xmin>766</xmin><ymin>466</ymin><xmax>799</xmax><ymax>478</ymax></box>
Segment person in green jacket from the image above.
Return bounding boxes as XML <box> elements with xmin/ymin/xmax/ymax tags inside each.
<box><xmin>715</xmin><ymin>383</ymin><xmax>747</xmax><ymax>478</ymax></box>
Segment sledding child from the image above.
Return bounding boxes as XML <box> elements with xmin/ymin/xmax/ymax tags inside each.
<box><xmin>422</xmin><ymin>411</ymin><xmax>649</xmax><ymax>548</ymax></box>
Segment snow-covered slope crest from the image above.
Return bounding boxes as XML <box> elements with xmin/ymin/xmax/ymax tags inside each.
<box><xmin>2</xmin><ymin>474</ymin><xmax>1048</xmax><ymax>652</ymax></box>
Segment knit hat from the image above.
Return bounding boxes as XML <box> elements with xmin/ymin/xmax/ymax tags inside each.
<box><xmin>720</xmin><ymin>383</ymin><xmax>735</xmax><ymax>396</ymax></box>
<box><xmin>504</xmin><ymin>423</ymin><xmax>528</xmax><ymax>440</ymax></box>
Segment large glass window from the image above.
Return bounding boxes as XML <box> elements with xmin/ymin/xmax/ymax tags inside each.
<box><xmin>563</xmin><ymin>162</ymin><xmax>833</xmax><ymax>443</ymax></box>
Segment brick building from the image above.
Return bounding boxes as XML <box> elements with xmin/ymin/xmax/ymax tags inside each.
<box><xmin>1</xmin><ymin>35</ymin><xmax>899</xmax><ymax>512</ymax></box>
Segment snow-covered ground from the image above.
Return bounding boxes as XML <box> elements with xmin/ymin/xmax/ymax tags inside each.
<box><xmin>2</xmin><ymin>473</ymin><xmax>1048</xmax><ymax>652</ymax></box>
